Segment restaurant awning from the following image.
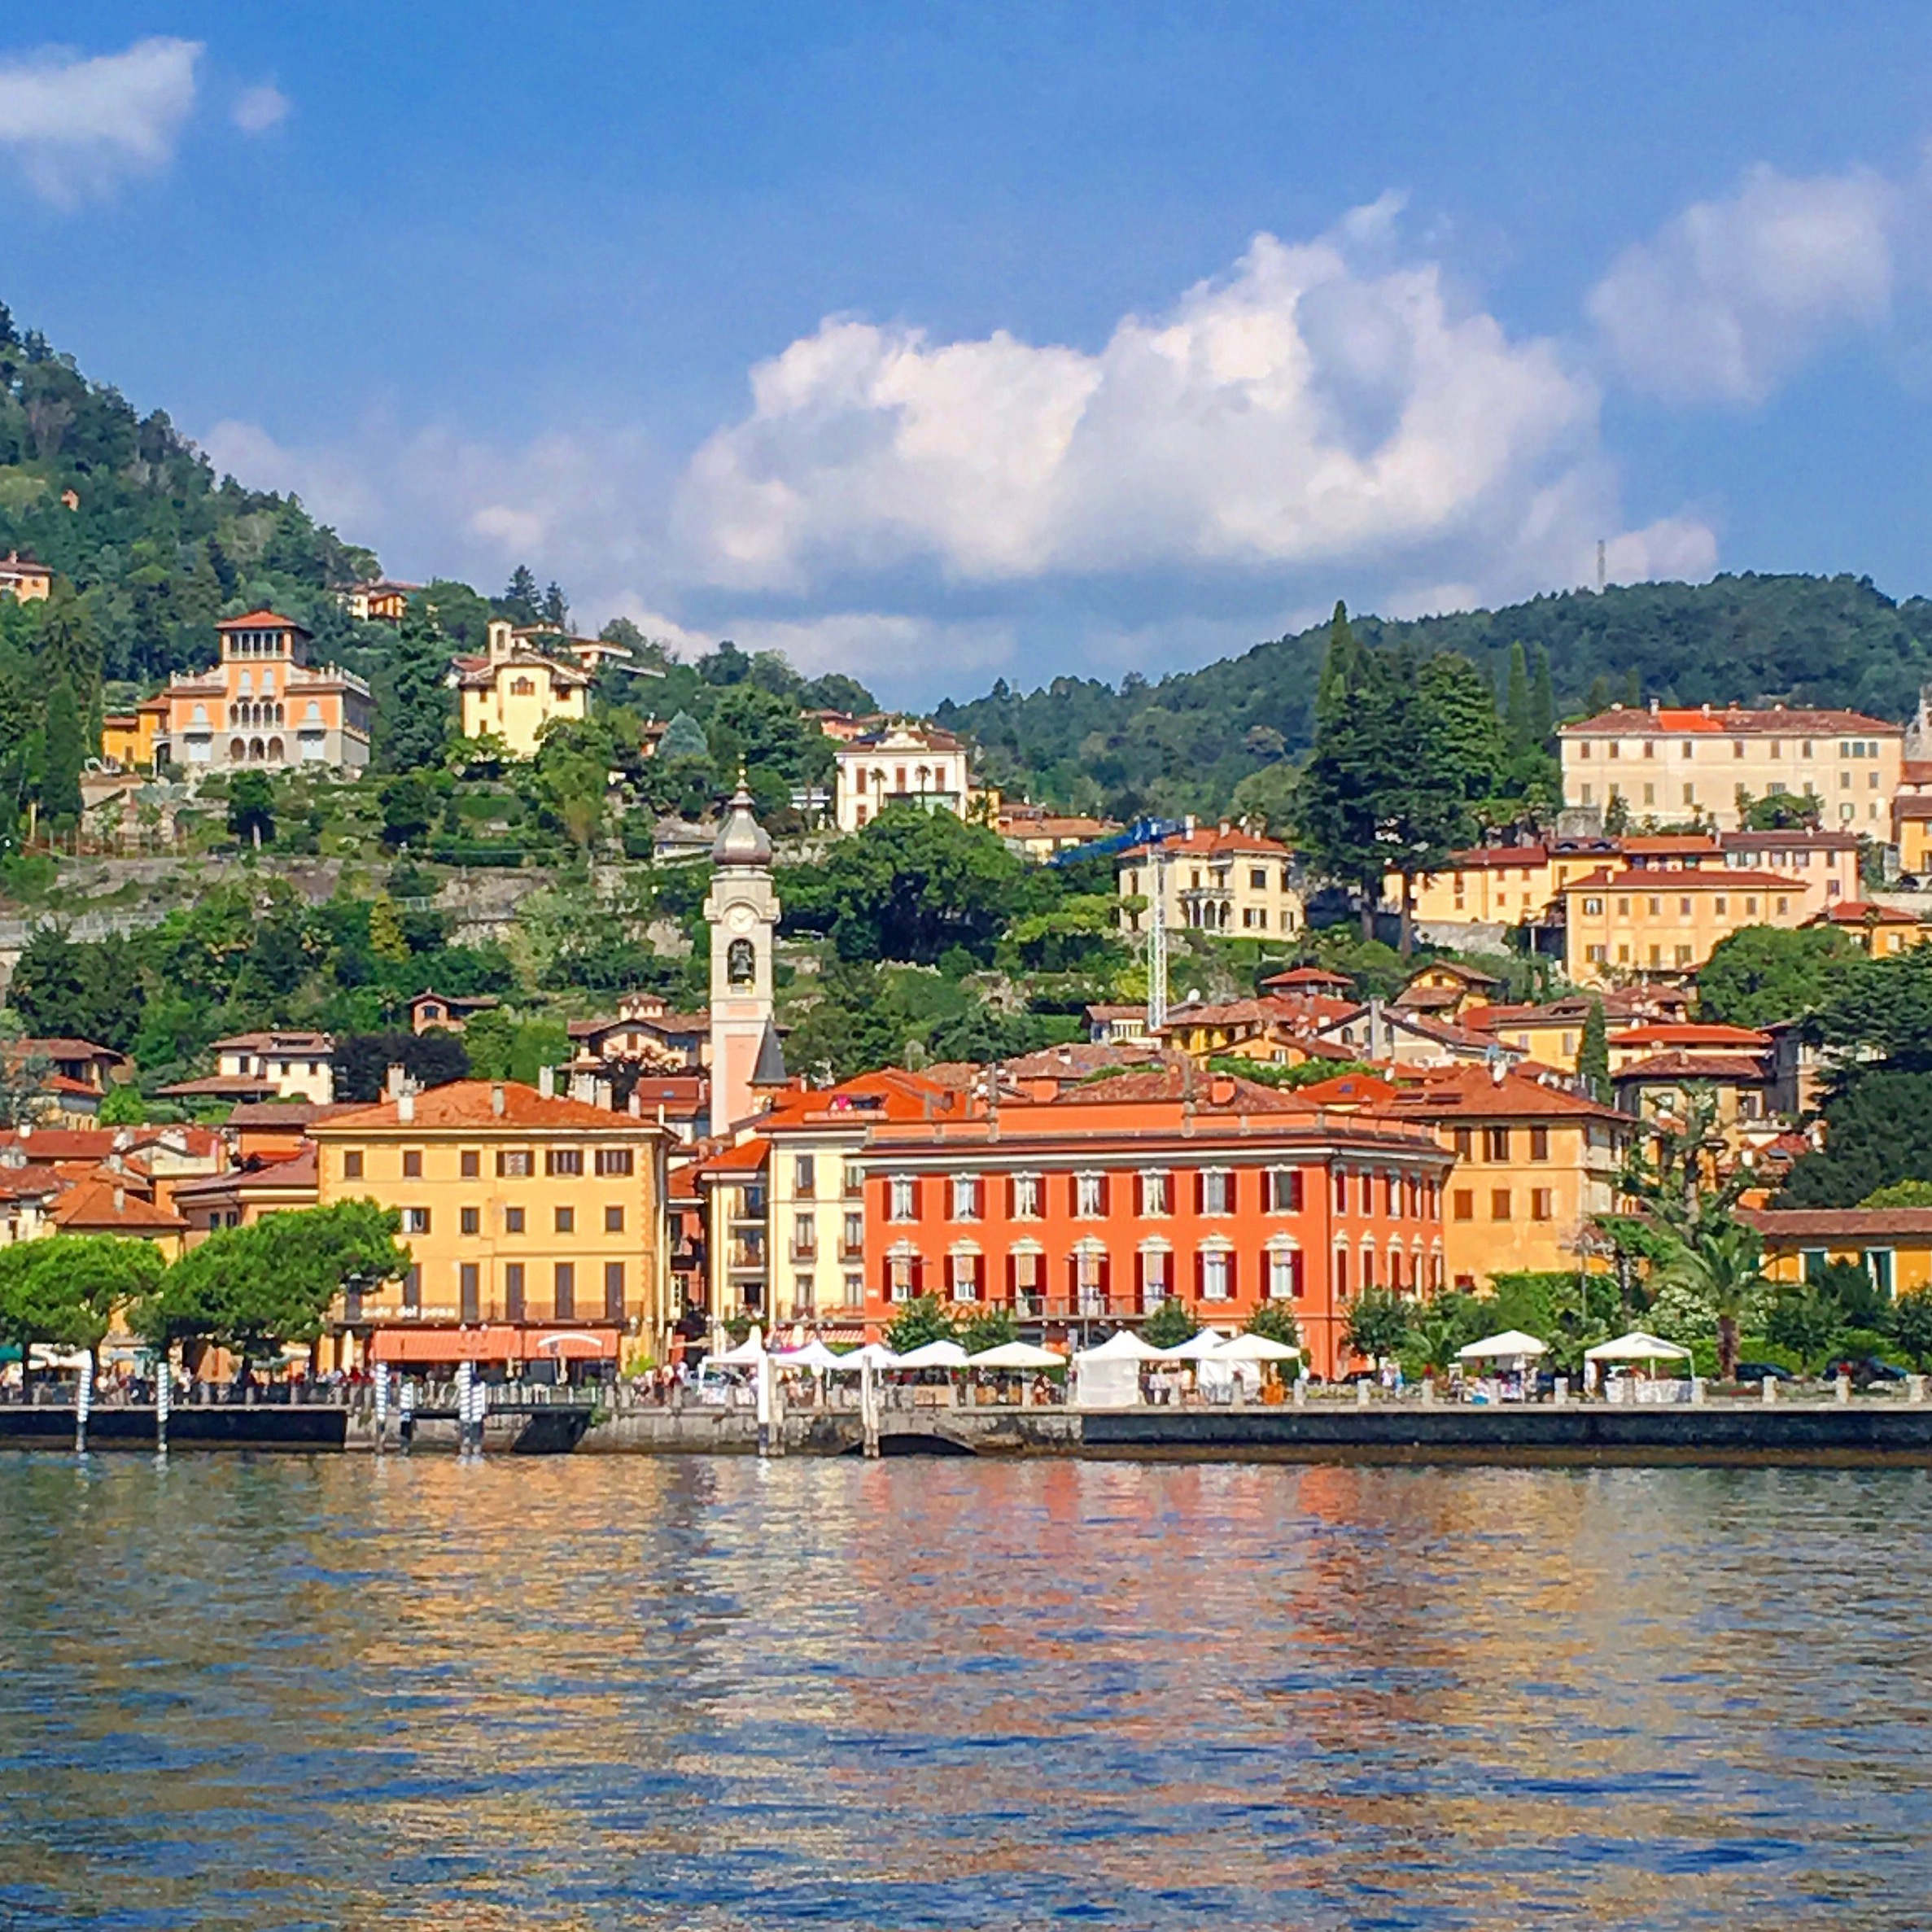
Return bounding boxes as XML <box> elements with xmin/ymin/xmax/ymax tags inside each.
<box><xmin>368</xmin><ymin>1325</ymin><xmax>617</xmax><ymax>1364</ymax></box>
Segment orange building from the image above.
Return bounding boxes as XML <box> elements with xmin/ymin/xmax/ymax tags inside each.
<box><xmin>98</xmin><ymin>693</ymin><xmax>171</xmax><ymax>771</ymax></box>
<box><xmin>0</xmin><ymin>551</ymin><xmax>52</xmax><ymax>602</ymax></box>
<box><xmin>853</xmin><ymin>1065</ymin><xmax>1451</xmax><ymax>1379</ymax></box>
<box><xmin>151</xmin><ymin>609</ymin><xmax>372</xmax><ymax>772</ymax></box>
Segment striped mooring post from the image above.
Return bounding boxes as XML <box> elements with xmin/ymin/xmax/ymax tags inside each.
<box><xmin>76</xmin><ymin>1355</ymin><xmax>94</xmax><ymax>1457</ymax></box>
<box><xmin>155</xmin><ymin>1353</ymin><xmax>170</xmax><ymax>1458</ymax></box>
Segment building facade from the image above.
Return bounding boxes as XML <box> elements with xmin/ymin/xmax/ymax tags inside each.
<box><xmin>450</xmin><ymin>619</ymin><xmax>594</xmax><ymax>757</ymax></box>
<box><xmin>1559</xmin><ymin>702</ymin><xmax>1904</xmax><ymax>833</ymax></box>
<box><xmin>151</xmin><ymin>610</ymin><xmax>373</xmax><ymax>771</ymax></box>
<box><xmin>311</xmin><ymin>1078</ymin><xmax>670</xmax><ymax>1370</ymax></box>
<box><xmin>0</xmin><ymin>551</ymin><xmax>52</xmax><ymax>601</ymax></box>
<box><xmin>1561</xmin><ymin>866</ymin><xmax>1812</xmax><ymax>984</ymax></box>
<box><xmin>833</xmin><ymin>722</ymin><xmax>974</xmax><ymax>833</ymax></box>
<box><xmin>852</xmin><ymin>1070</ymin><xmax>1452</xmax><ymax>1379</ymax></box>
<box><xmin>1117</xmin><ymin>825</ymin><xmax>1303</xmax><ymax>936</ymax></box>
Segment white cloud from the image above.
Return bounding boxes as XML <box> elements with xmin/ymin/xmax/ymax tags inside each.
<box><xmin>232</xmin><ymin>83</ymin><xmax>290</xmax><ymax>135</ymax></box>
<box><xmin>1589</xmin><ymin>164</ymin><xmax>1900</xmax><ymax>404</ymax></box>
<box><xmin>720</xmin><ymin>612</ymin><xmax>1020</xmax><ymax>684</ymax></box>
<box><xmin>0</xmin><ymin>37</ymin><xmax>200</xmax><ymax>205</ymax></box>
<box><xmin>673</xmin><ymin>203</ymin><xmax>1689</xmax><ymax>610</ymax></box>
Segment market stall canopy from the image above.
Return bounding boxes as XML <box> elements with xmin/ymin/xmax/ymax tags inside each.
<box><xmin>1457</xmin><ymin>1330</ymin><xmax>1550</xmax><ymax>1361</ymax></box>
<box><xmin>770</xmin><ymin>1340</ymin><xmax>847</xmax><ymax>1371</ymax></box>
<box><xmin>710</xmin><ymin>1331</ymin><xmax>767</xmax><ymax>1366</ymax></box>
<box><xmin>893</xmin><ymin>1339</ymin><xmax>971</xmax><ymax>1369</ymax></box>
<box><xmin>1584</xmin><ymin>1331</ymin><xmax>1692</xmax><ymax>1362</ymax></box>
<box><xmin>1216</xmin><ymin>1332</ymin><xmax>1300</xmax><ymax>1363</ymax></box>
<box><xmin>1161</xmin><ymin>1330</ymin><xmax>1228</xmax><ymax>1362</ymax></box>
<box><xmin>967</xmin><ymin>1341</ymin><xmax>1066</xmax><ymax>1370</ymax></box>
<box><xmin>826</xmin><ymin>1342</ymin><xmax>901</xmax><ymax>1371</ymax></box>
<box><xmin>1077</xmin><ymin>1330</ymin><xmax>1169</xmax><ymax>1362</ymax></box>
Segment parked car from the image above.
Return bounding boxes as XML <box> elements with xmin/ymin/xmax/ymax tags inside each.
<box><xmin>1733</xmin><ymin>1362</ymin><xmax>1794</xmax><ymax>1383</ymax></box>
<box><xmin>1826</xmin><ymin>1357</ymin><xmax>1907</xmax><ymax>1387</ymax></box>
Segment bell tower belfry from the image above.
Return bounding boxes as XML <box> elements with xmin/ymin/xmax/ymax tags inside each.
<box><xmin>703</xmin><ymin>780</ymin><xmax>783</xmax><ymax>1134</ymax></box>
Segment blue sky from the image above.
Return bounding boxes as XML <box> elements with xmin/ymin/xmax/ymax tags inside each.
<box><xmin>8</xmin><ymin>4</ymin><xmax>1932</xmax><ymax>702</ymax></box>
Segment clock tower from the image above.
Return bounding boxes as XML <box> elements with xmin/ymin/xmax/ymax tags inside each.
<box><xmin>703</xmin><ymin>780</ymin><xmax>784</xmax><ymax>1134</ymax></box>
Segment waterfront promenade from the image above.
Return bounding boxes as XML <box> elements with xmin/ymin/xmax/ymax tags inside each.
<box><xmin>8</xmin><ymin>1379</ymin><xmax>1932</xmax><ymax>1462</ymax></box>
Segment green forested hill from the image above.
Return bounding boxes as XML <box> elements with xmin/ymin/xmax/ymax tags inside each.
<box><xmin>939</xmin><ymin>574</ymin><xmax>1932</xmax><ymax>821</ymax></box>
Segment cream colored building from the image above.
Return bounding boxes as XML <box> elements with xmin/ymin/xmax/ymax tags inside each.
<box><xmin>1562</xmin><ymin>865</ymin><xmax>1812</xmax><ymax>985</ymax></box>
<box><xmin>1559</xmin><ymin>702</ymin><xmax>1903</xmax><ymax>833</ymax></box>
<box><xmin>451</xmin><ymin>619</ymin><xmax>592</xmax><ymax>758</ymax></box>
<box><xmin>833</xmin><ymin>722</ymin><xmax>974</xmax><ymax>833</ymax></box>
<box><xmin>1118</xmin><ymin>826</ymin><xmax>1303</xmax><ymax>936</ymax></box>
<box><xmin>1386</xmin><ymin>846</ymin><xmax>1554</xmax><ymax>926</ymax></box>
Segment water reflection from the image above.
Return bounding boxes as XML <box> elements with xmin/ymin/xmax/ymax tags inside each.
<box><xmin>2</xmin><ymin>1454</ymin><xmax>1930</xmax><ymax>1929</ymax></box>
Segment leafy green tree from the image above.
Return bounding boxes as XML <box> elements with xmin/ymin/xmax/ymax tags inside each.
<box><xmin>1860</xmin><ymin>1180</ymin><xmax>1932</xmax><ymax>1208</ymax></box>
<box><xmin>1244</xmin><ymin>1301</ymin><xmax>1302</xmax><ymax>1350</ymax></box>
<box><xmin>1503</xmin><ymin>641</ymin><xmax>1534</xmax><ymax>760</ymax></box>
<box><xmin>1697</xmin><ymin>924</ymin><xmax>1855</xmax><ymax>1029</ymax></box>
<box><xmin>96</xmin><ymin>1083</ymin><xmax>146</xmax><ymax>1126</ymax></box>
<box><xmin>378</xmin><ymin>771</ymin><xmax>439</xmax><ymax>849</ymax></box>
<box><xmin>1890</xmin><ymin>1292</ymin><xmax>1932</xmax><ymax>1372</ymax></box>
<box><xmin>1647</xmin><ymin>1216</ymin><xmax>1767</xmax><ymax>1383</ymax></box>
<box><xmin>1764</xmin><ymin>1283</ymin><xmax>1846</xmax><ymax>1375</ymax></box>
<box><xmin>1742</xmin><ymin>790</ymin><xmax>1821</xmax><ymax>831</ymax></box>
<box><xmin>885</xmin><ymin>1294</ymin><xmax>958</xmax><ymax>1353</ymax></box>
<box><xmin>5</xmin><ymin>927</ymin><xmax>144</xmax><ymax>1052</ymax></box>
<box><xmin>780</xmin><ymin>806</ymin><xmax>1028</xmax><ymax>965</ymax></box>
<box><xmin>0</xmin><ymin>1236</ymin><xmax>166</xmax><ymax>1391</ymax></box>
<box><xmin>372</xmin><ymin>600</ymin><xmax>454</xmax><ymax>773</ymax></box>
<box><xmin>1343</xmin><ymin>1287</ymin><xmax>1412</xmax><ymax>1362</ymax></box>
<box><xmin>1530</xmin><ymin>645</ymin><xmax>1554</xmax><ymax>744</ymax></box>
<box><xmin>1141</xmin><ymin>1298</ymin><xmax>1198</xmax><ymax>1349</ymax></box>
<box><xmin>1577</xmin><ymin>997</ymin><xmax>1610</xmax><ymax>1101</ymax></box>
<box><xmin>226</xmin><ymin>770</ymin><xmax>277</xmax><ymax>846</ymax></box>
<box><xmin>334</xmin><ymin>1030</ymin><xmax>470</xmax><ymax>1101</ymax></box>
<box><xmin>136</xmin><ymin>1202</ymin><xmax>407</xmax><ymax>1365</ymax></box>
<box><xmin>1813</xmin><ymin>946</ymin><xmax>1932</xmax><ymax>1073</ymax></box>
<box><xmin>959</xmin><ymin>1305</ymin><xmax>1019</xmax><ymax>1353</ymax></box>
<box><xmin>1780</xmin><ymin>1071</ymin><xmax>1932</xmax><ymax>1207</ymax></box>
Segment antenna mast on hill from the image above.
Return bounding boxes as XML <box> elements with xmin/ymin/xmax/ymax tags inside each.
<box><xmin>1597</xmin><ymin>539</ymin><xmax>1606</xmax><ymax>594</ymax></box>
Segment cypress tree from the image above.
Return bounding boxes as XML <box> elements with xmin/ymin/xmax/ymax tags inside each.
<box><xmin>1315</xmin><ymin>601</ymin><xmax>1357</xmax><ymax>721</ymax></box>
<box><xmin>1623</xmin><ymin>665</ymin><xmax>1641</xmax><ymax>708</ymax></box>
<box><xmin>1504</xmin><ymin>641</ymin><xmax>1533</xmax><ymax>759</ymax></box>
<box><xmin>1578</xmin><ymin>997</ymin><xmax>1611</xmax><ymax>1101</ymax></box>
<box><xmin>41</xmin><ymin>679</ymin><xmax>85</xmax><ymax>827</ymax></box>
<box><xmin>1531</xmin><ymin>645</ymin><xmax>1555</xmax><ymax>745</ymax></box>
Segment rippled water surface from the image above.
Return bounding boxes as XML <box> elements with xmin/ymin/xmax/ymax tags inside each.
<box><xmin>3</xmin><ymin>1453</ymin><xmax>1931</xmax><ymax>1929</ymax></box>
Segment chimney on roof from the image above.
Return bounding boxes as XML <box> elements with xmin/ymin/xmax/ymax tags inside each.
<box><xmin>492</xmin><ymin>1082</ymin><xmax>507</xmax><ymax>1117</ymax></box>
<box><xmin>569</xmin><ymin>1065</ymin><xmax>597</xmax><ymax>1106</ymax></box>
<box><xmin>627</xmin><ymin>1091</ymin><xmax>642</xmax><ymax>1119</ymax></box>
<box><xmin>1649</xmin><ymin>697</ymin><xmax>1659</xmax><ymax>716</ymax></box>
<box><xmin>595</xmin><ymin>1078</ymin><xmax>613</xmax><ymax>1112</ymax></box>
<box><xmin>112</xmin><ymin>1186</ymin><xmax>125</xmax><ymax>1215</ymax></box>
<box><xmin>384</xmin><ymin>1063</ymin><xmax>408</xmax><ymax>1100</ymax></box>
<box><xmin>397</xmin><ymin>1089</ymin><xmax>414</xmax><ymax>1124</ymax></box>
<box><xmin>539</xmin><ymin>1064</ymin><xmax>555</xmax><ymax>1099</ymax></box>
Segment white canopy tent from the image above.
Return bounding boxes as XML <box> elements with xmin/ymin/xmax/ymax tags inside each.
<box><xmin>1077</xmin><ymin>1330</ymin><xmax>1170</xmax><ymax>1363</ymax></box>
<box><xmin>709</xmin><ymin>1331</ymin><xmax>767</xmax><ymax>1366</ymax></box>
<box><xmin>967</xmin><ymin>1341</ymin><xmax>1066</xmax><ymax>1370</ymax></box>
<box><xmin>769</xmin><ymin>1340</ymin><xmax>849</xmax><ymax>1371</ymax></box>
<box><xmin>1216</xmin><ymin>1332</ymin><xmax>1300</xmax><ymax>1363</ymax></box>
<box><xmin>1584</xmin><ymin>1331</ymin><xmax>1692</xmax><ymax>1363</ymax></box>
<box><xmin>1161</xmin><ymin>1331</ymin><xmax>1228</xmax><ymax>1362</ymax></box>
<box><xmin>825</xmin><ymin>1342</ymin><xmax>902</xmax><ymax>1371</ymax></box>
<box><xmin>1457</xmin><ymin>1330</ymin><xmax>1549</xmax><ymax>1362</ymax></box>
<box><xmin>893</xmin><ymin>1339</ymin><xmax>971</xmax><ymax>1370</ymax></box>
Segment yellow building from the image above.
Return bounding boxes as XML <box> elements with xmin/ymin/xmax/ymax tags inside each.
<box><xmin>1562</xmin><ymin>865</ymin><xmax>1812</xmax><ymax>985</ymax></box>
<box><xmin>1384</xmin><ymin>846</ymin><xmax>1556</xmax><ymax>926</ymax></box>
<box><xmin>1381</xmin><ymin>1068</ymin><xmax>1633</xmax><ymax>1288</ymax></box>
<box><xmin>1560</xmin><ymin>702</ymin><xmax>1904</xmax><ymax>833</ymax></box>
<box><xmin>99</xmin><ymin>694</ymin><xmax>170</xmax><ymax>771</ymax></box>
<box><xmin>1118</xmin><ymin>824</ymin><xmax>1303</xmax><ymax>936</ymax></box>
<box><xmin>1803</xmin><ymin>899</ymin><xmax>1929</xmax><ymax>956</ymax></box>
<box><xmin>171</xmin><ymin>1147</ymin><xmax>321</xmax><ymax>1244</ymax></box>
<box><xmin>451</xmin><ymin>619</ymin><xmax>593</xmax><ymax>758</ymax></box>
<box><xmin>696</xmin><ymin>1136</ymin><xmax>769</xmax><ymax>1328</ymax></box>
<box><xmin>0</xmin><ymin>551</ymin><xmax>53</xmax><ymax>602</ymax></box>
<box><xmin>310</xmin><ymin>1077</ymin><xmax>671</xmax><ymax>1369</ymax></box>
<box><xmin>1742</xmin><ymin>1207</ymin><xmax>1932</xmax><ymax>1298</ymax></box>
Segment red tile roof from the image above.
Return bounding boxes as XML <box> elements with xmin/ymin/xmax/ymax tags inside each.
<box><xmin>1380</xmin><ymin>1065</ymin><xmax>1628</xmax><ymax>1122</ymax></box>
<box><xmin>1563</xmin><ymin>705</ymin><xmax>1902</xmax><ymax>737</ymax></box>
<box><xmin>1614</xmin><ymin>1052</ymin><xmax>1772</xmax><ymax>1082</ymax></box>
<box><xmin>312</xmin><ymin>1080</ymin><xmax>661</xmax><ymax>1133</ymax></box>
<box><xmin>216</xmin><ymin>609</ymin><xmax>311</xmax><ymax>634</ymax></box>
<box><xmin>49</xmin><ymin>1178</ymin><xmax>187</xmax><ymax>1233</ymax></box>
<box><xmin>1808</xmin><ymin>901</ymin><xmax>1920</xmax><ymax>925</ymax></box>
<box><xmin>1742</xmin><ymin>1207</ymin><xmax>1932</xmax><ymax>1239</ymax></box>
<box><xmin>1609</xmin><ymin>1023</ymin><xmax>1772</xmax><ymax>1048</ymax></box>
<box><xmin>1117</xmin><ymin>827</ymin><xmax>1290</xmax><ymax>861</ymax></box>
<box><xmin>1563</xmin><ymin>867</ymin><xmax>1807</xmax><ymax>892</ymax></box>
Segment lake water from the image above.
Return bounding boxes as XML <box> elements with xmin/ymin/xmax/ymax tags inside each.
<box><xmin>2</xmin><ymin>1453</ymin><xmax>1930</xmax><ymax>1930</ymax></box>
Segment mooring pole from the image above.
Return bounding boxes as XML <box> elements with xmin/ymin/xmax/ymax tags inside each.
<box><xmin>76</xmin><ymin>1354</ymin><xmax>94</xmax><ymax>1458</ymax></box>
<box><xmin>155</xmin><ymin>1350</ymin><xmax>170</xmax><ymax>1459</ymax></box>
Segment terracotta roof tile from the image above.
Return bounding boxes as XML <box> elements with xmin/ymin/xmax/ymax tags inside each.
<box><xmin>312</xmin><ymin>1080</ymin><xmax>662</xmax><ymax>1134</ymax></box>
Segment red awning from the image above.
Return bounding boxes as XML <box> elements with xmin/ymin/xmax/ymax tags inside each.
<box><xmin>368</xmin><ymin>1324</ymin><xmax>619</xmax><ymax>1364</ymax></box>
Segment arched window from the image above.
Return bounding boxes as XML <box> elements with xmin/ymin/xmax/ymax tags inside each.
<box><xmin>267</xmin><ymin>737</ymin><xmax>284</xmax><ymax>762</ymax></box>
<box><xmin>191</xmin><ymin>703</ymin><xmax>208</xmax><ymax>726</ymax></box>
<box><xmin>238</xmin><ymin>671</ymin><xmax>253</xmax><ymax>697</ymax></box>
<box><xmin>249</xmin><ymin>737</ymin><xmax>265</xmax><ymax>762</ymax></box>
<box><xmin>229</xmin><ymin>738</ymin><xmax>246</xmax><ymax>762</ymax></box>
<box><xmin>511</xmin><ymin>676</ymin><xmax>535</xmax><ymax>696</ymax></box>
<box><xmin>304</xmin><ymin>701</ymin><xmax>321</xmax><ymax>723</ymax></box>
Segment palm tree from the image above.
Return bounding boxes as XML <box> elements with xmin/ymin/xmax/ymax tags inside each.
<box><xmin>1650</xmin><ymin>1214</ymin><xmax>1769</xmax><ymax>1382</ymax></box>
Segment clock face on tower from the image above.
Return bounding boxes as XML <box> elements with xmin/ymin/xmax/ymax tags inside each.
<box><xmin>726</xmin><ymin>905</ymin><xmax>754</xmax><ymax>933</ymax></box>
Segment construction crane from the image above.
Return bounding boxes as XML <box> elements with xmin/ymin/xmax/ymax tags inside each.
<box><xmin>1046</xmin><ymin>815</ymin><xmax>1188</xmax><ymax>1034</ymax></box>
